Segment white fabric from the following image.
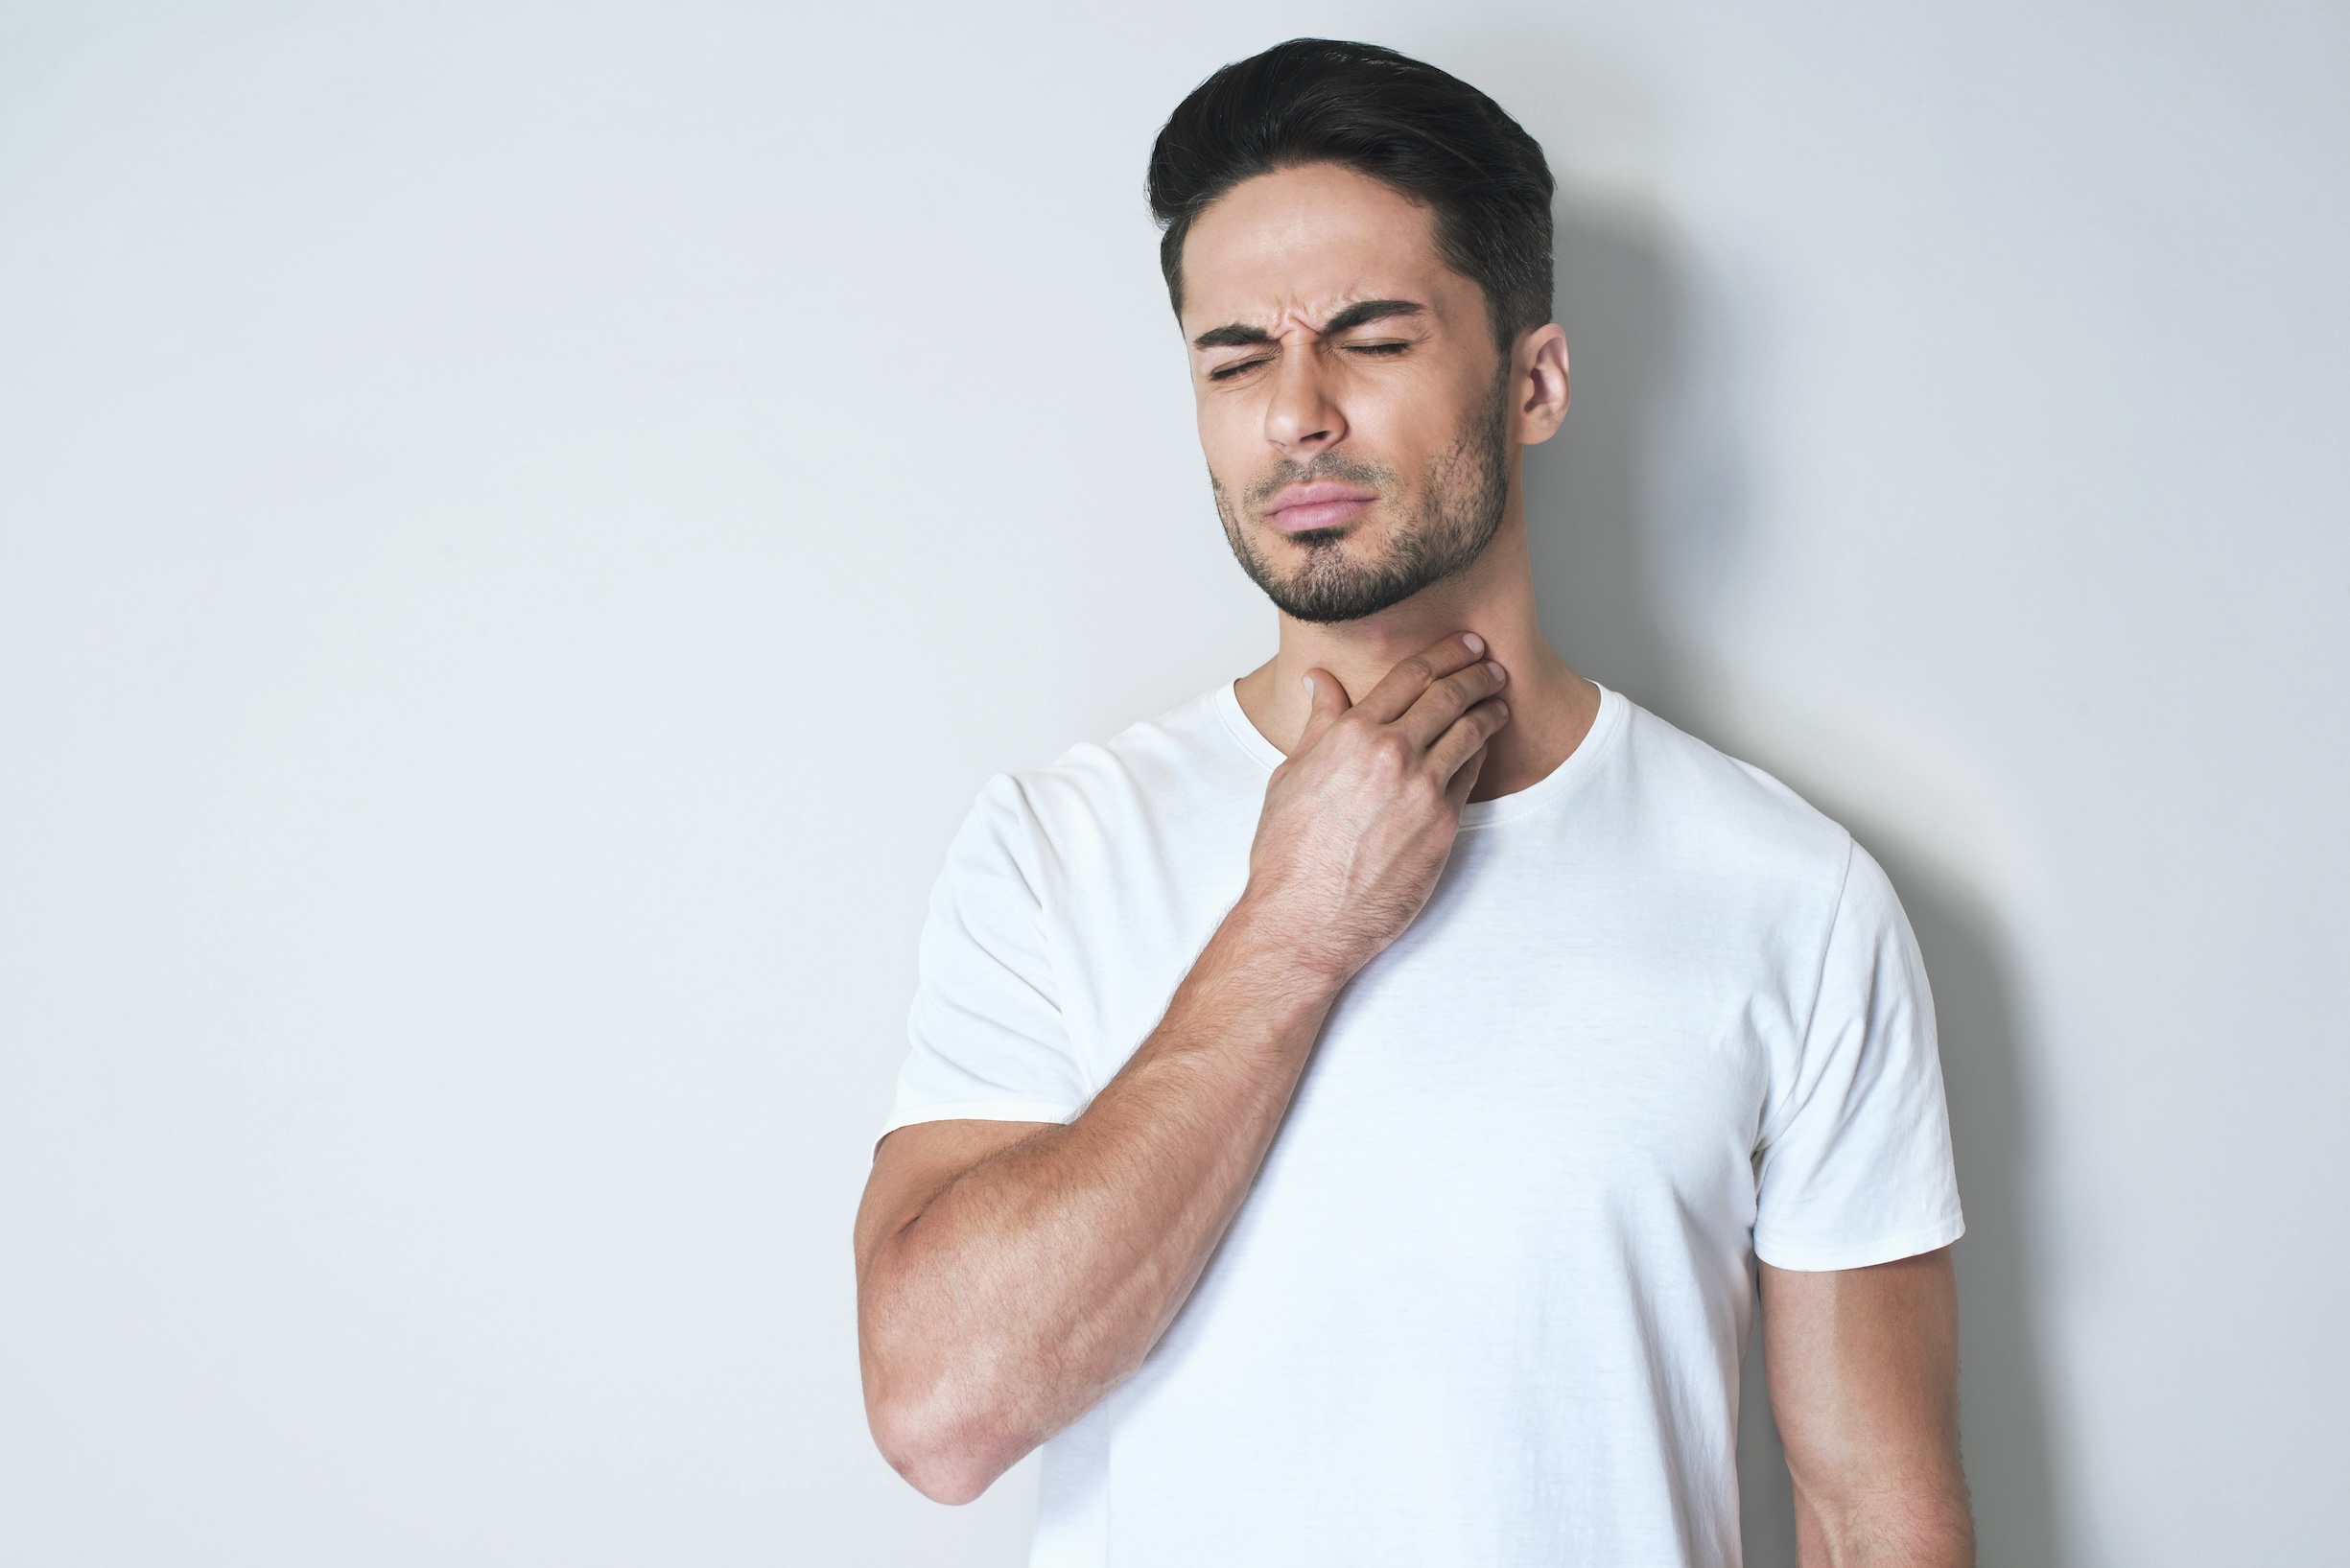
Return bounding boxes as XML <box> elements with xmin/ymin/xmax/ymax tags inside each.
<box><xmin>888</xmin><ymin>682</ymin><xmax>1963</xmax><ymax>1568</ymax></box>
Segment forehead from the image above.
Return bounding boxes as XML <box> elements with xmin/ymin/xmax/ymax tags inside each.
<box><xmin>1178</xmin><ymin>162</ymin><xmax>1463</xmax><ymax>330</ymax></box>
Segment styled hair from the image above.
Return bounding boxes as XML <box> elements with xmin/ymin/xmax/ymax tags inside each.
<box><xmin>1146</xmin><ymin>38</ymin><xmax>1556</xmax><ymax>350</ymax></box>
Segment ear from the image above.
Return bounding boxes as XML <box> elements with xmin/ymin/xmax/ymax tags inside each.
<box><xmin>1512</xmin><ymin>323</ymin><xmax>1570</xmax><ymax>447</ymax></box>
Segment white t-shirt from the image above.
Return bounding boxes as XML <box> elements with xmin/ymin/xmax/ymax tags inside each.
<box><xmin>886</xmin><ymin>682</ymin><xmax>1962</xmax><ymax>1568</ymax></box>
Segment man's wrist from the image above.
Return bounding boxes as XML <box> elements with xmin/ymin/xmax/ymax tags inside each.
<box><xmin>1208</xmin><ymin>885</ymin><xmax>1357</xmax><ymax>1005</ymax></box>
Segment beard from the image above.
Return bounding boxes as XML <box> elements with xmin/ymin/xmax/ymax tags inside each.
<box><xmin>1210</xmin><ymin>375</ymin><xmax>1512</xmax><ymax>625</ymax></box>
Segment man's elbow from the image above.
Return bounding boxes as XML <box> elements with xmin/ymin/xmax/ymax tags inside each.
<box><xmin>866</xmin><ymin>1382</ymin><xmax>1022</xmax><ymax>1506</ymax></box>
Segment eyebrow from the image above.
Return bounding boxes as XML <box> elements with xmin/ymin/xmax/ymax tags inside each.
<box><xmin>1190</xmin><ymin>298</ymin><xmax>1425</xmax><ymax>350</ymax></box>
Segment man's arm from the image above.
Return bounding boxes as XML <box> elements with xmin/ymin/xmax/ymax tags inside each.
<box><xmin>854</xmin><ymin>635</ymin><xmax>1511</xmax><ymax>1504</ymax></box>
<box><xmin>1762</xmin><ymin>1247</ymin><xmax>1974</xmax><ymax>1567</ymax></box>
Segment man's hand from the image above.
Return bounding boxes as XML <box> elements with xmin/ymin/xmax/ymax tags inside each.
<box><xmin>856</xmin><ymin>634</ymin><xmax>1508</xmax><ymax>1504</ymax></box>
<box><xmin>1247</xmin><ymin>633</ymin><xmax>1511</xmax><ymax>983</ymax></box>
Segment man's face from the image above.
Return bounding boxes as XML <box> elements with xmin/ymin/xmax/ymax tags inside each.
<box><xmin>1180</xmin><ymin>162</ymin><xmax>1513</xmax><ymax>623</ymax></box>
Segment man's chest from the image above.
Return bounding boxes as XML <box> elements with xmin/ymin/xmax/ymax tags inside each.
<box><xmin>1046</xmin><ymin>817</ymin><xmax>1798</xmax><ymax>1200</ymax></box>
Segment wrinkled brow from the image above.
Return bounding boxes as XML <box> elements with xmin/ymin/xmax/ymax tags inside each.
<box><xmin>1192</xmin><ymin>321</ymin><xmax>1277</xmax><ymax>349</ymax></box>
<box><xmin>1319</xmin><ymin>298</ymin><xmax>1423</xmax><ymax>335</ymax></box>
<box><xmin>1190</xmin><ymin>298</ymin><xmax>1425</xmax><ymax>351</ymax></box>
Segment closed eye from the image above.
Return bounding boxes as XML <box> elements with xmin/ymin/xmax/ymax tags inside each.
<box><xmin>1346</xmin><ymin>341</ymin><xmax>1411</xmax><ymax>356</ymax></box>
<box><xmin>1207</xmin><ymin>356</ymin><xmax>1274</xmax><ymax>382</ymax></box>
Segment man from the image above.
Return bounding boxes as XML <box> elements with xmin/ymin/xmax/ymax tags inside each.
<box><xmin>855</xmin><ymin>38</ymin><xmax>1971</xmax><ymax>1568</ymax></box>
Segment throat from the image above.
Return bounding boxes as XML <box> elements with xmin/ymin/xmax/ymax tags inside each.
<box><xmin>1466</xmin><ymin>664</ymin><xmax>1599</xmax><ymax>803</ymax></box>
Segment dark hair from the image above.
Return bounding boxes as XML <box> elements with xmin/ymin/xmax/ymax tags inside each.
<box><xmin>1147</xmin><ymin>38</ymin><xmax>1556</xmax><ymax>351</ymax></box>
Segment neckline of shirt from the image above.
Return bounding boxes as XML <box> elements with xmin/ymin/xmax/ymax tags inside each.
<box><xmin>1209</xmin><ymin>676</ymin><xmax>1627</xmax><ymax>830</ymax></box>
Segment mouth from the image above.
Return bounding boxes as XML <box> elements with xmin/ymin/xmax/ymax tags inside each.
<box><xmin>1262</xmin><ymin>480</ymin><xmax>1380</xmax><ymax>534</ymax></box>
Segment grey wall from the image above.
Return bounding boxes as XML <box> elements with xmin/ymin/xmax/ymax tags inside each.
<box><xmin>2</xmin><ymin>3</ymin><xmax>2342</xmax><ymax>1564</ymax></box>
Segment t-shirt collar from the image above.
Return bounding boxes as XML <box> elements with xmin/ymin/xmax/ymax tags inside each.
<box><xmin>1210</xmin><ymin>676</ymin><xmax>1626</xmax><ymax>830</ymax></box>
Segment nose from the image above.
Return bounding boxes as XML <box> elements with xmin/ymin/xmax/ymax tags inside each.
<box><xmin>1262</xmin><ymin>337</ymin><xmax>1347</xmax><ymax>457</ymax></box>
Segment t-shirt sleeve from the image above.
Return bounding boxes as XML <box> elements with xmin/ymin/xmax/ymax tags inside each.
<box><xmin>1751</xmin><ymin>840</ymin><xmax>1965</xmax><ymax>1271</ymax></box>
<box><xmin>883</xmin><ymin>774</ymin><xmax>1093</xmax><ymax>1138</ymax></box>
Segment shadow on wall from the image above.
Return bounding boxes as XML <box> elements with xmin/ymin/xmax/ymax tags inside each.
<box><xmin>1525</xmin><ymin>195</ymin><xmax>2064</xmax><ymax>1568</ymax></box>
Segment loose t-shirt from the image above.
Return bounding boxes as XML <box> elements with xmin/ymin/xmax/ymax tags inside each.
<box><xmin>886</xmin><ymin>682</ymin><xmax>1963</xmax><ymax>1568</ymax></box>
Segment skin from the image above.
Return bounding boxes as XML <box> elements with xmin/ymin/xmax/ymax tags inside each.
<box><xmin>1768</xmin><ymin>1251</ymin><xmax>1973</xmax><ymax>1565</ymax></box>
<box><xmin>855</xmin><ymin>161</ymin><xmax>1971</xmax><ymax>1565</ymax></box>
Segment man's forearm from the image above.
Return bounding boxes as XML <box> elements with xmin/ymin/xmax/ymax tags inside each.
<box><xmin>858</xmin><ymin>895</ymin><xmax>1339</xmax><ymax>1501</ymax></box>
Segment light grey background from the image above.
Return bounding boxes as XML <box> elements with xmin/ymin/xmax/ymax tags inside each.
<box><xmin>2</xmin><ymin>3</ymin><xmax>2343</xmax><ymax>1564</ymax></box>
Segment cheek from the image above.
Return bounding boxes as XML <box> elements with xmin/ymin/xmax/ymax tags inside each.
<box><xmin>1194</xmin><ymin>394</ymin><xmax>1262</xmax><ymax>473</ymax></box>
<box><xmin>1355</xmin><ymin>365</ymin><xmax>1482</xmax><ymax>458</ymax></box>
<box><xmin>1327</xmin><ymin>377</ymin><xmax>1425</xmax><ymax>465</ymax></box>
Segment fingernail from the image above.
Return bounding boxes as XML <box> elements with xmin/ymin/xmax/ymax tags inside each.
<box><xmin>1302</xmin><ymin>674</ymin><xmax>1315</xmax><ymax>693</ymax></box>
<box><xmin>1462</xmin><ymin>633</ymin><xmax>1486</xmax><ymax>655</ymax></box>
<box><xmin>1488</xmin><ymin>661</ymin><xmax>1507</xmax><ymax>682</ymax></box>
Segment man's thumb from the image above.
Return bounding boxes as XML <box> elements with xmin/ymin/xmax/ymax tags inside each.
<box><xmin>1297</xmin><ymin>668</ymin><xmax>1351</xmax><ymax>750</ymax></box>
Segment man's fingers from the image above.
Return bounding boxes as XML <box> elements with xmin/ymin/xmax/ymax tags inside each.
<box><xmin>1427</xmin><ymin>695</ymin><xmax>1512</xmax><ymax>784</ymax></box>
<box><xmin>1354</xmin><ymin>633</ymin><xmax>1490</xmax><ymax>724</ymax></box>
<box><xmin>1294</xmin><ymin>667</ymin><xmax>1351</xmax><ymax>756</ymax></box>
<box><xmin>1397</xmin><ymin>658</ymin><xmax>1508</xmax><ymax>747</ymax></box>
<box><xmin>1443</xmin><ymin>741</ymin><xmax>1489</xmax><ymax>811</ymax></box>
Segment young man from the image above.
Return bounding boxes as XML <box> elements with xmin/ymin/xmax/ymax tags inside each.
<box><xmin>855</xmin><ymin>38</ymin><xmax>1972</xmax><ymax>1568</ymax></box>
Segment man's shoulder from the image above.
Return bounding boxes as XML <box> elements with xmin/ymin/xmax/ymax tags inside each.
<box><xmin>982</xmin><ymin>684</ymin><xmax>1262</xmax><ymax>849</ymax></box>
<box><xmin>1609</xmin><ymin>694</ymin><xmax>1856</xmax><ymax>884</ymax></box>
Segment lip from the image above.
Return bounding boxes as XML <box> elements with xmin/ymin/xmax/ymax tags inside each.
<box><xmin>1264</xmin><ymin>480</ymin><xmax>1380</xmax><ymax>534</ymax></box>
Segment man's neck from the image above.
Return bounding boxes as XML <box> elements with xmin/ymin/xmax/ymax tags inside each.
<box><xmin>1232</xmin><ymin>513</ymin><xmax>1601</xmax><ymax>803</ymax></box>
